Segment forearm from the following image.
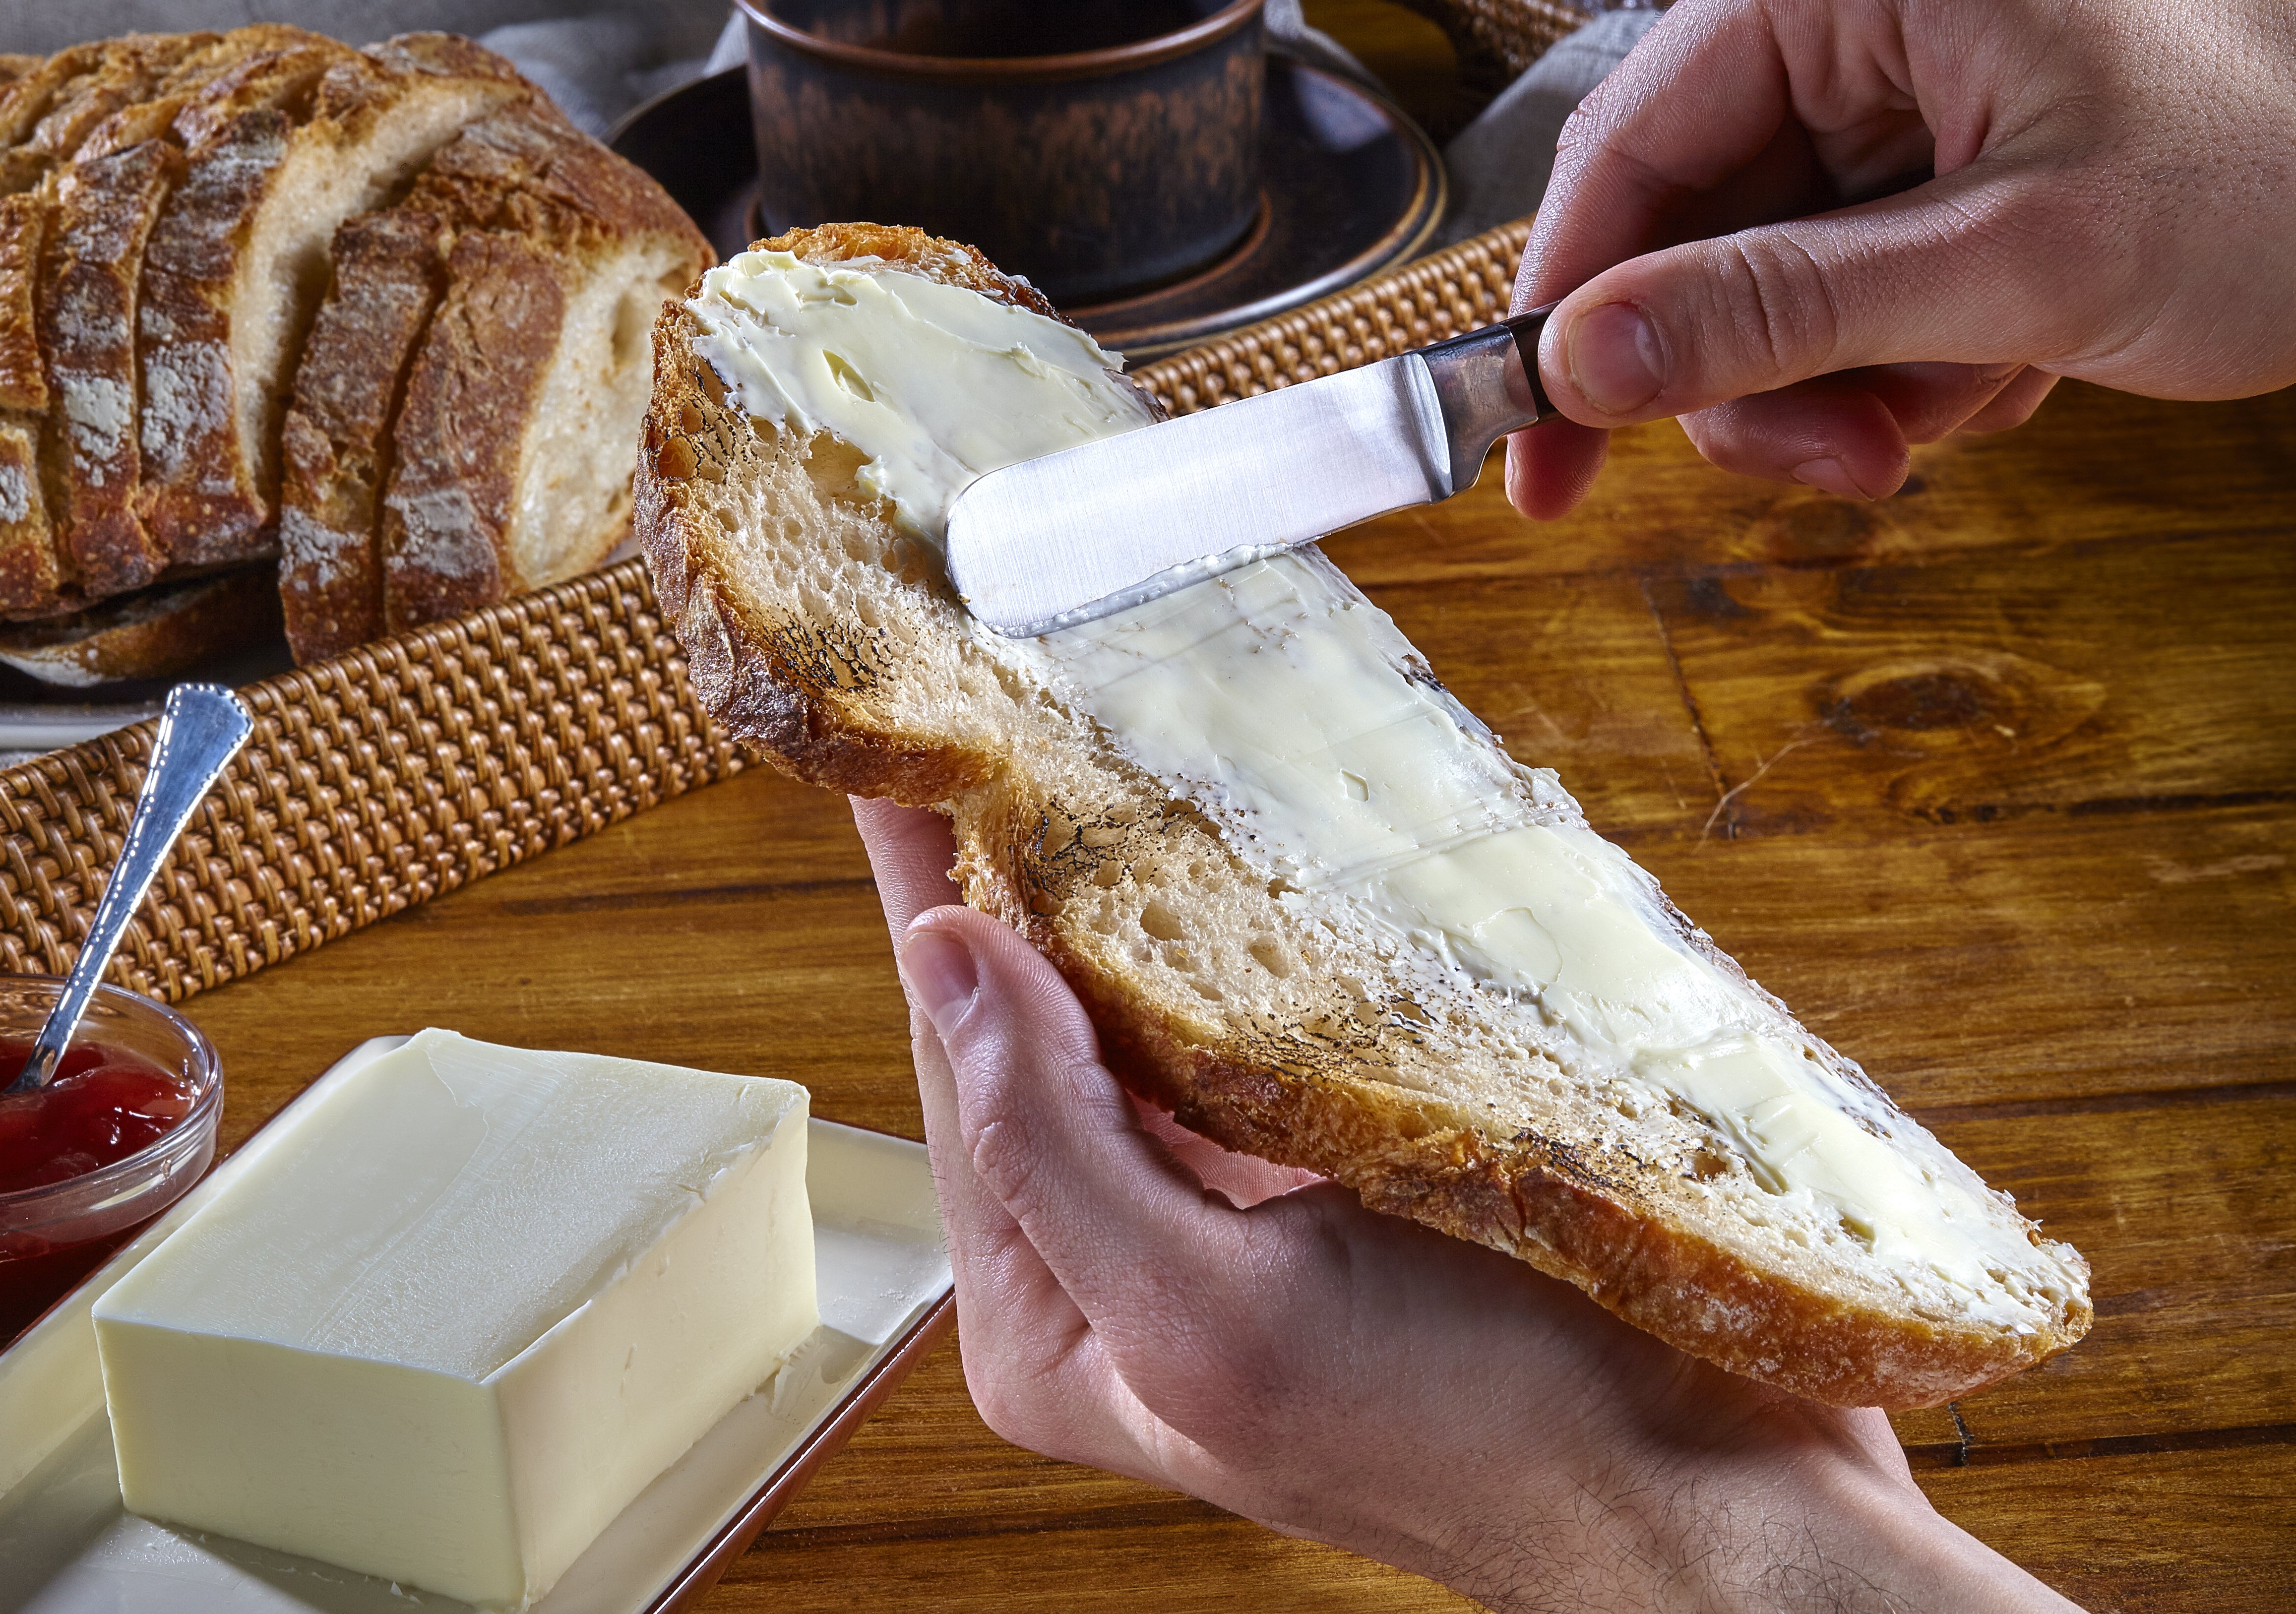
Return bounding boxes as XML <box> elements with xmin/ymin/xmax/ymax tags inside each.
<box><xmin>1433</xmin><ymin>1456</ymin><xmax>2080</xmax><ymax>1614</ymax></box>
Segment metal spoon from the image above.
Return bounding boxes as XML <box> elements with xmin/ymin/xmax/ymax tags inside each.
<box><xmin>3</xmin><ymin>684</ymin><xmax>252</xmax><ymax>1097</ymax></box>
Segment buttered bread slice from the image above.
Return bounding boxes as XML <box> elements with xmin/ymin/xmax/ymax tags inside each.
<box><xmin>637</xmin><ymin>225</ymin><xmax>2091</xmax><ymax>1409</ymax></box>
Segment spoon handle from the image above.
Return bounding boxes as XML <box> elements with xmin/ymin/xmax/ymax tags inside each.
<box><xmin>4</xmin><ymin>684</ymin><xmax>252</xmax><ymax>1096</ymax></box>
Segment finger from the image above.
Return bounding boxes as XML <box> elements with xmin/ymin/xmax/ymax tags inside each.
<box><xmin>1956</xmin><ymin>367</ymin><xmax>2059</xmax><ymax>434</ymax></box>
<box><xmin>850</xmin><ymin>795</ymin><xmax>961</xmax><ymax>936</ymax></box>
<box><xmin>1518</xmin><ymin>0</ymin><xmax>1800</xmax><ymax>307</ymax></box>
<box><xmin>897</xmin><ymin>909</ymin><xmax>1262</xmax><ymax>1355</ymax></box>
<box><xmin>1674</xmin><ymin>360</ymin><xmax>2035</xmax><ymax>491</ymax></box>
<box><xmin>903</xmin><ymin>972</ymin><xmax>1179</xmax><ymax>1480</ymax></box>
<box><xmin>1678</xmin><ymin>376</ymin><xmax>1912</xmax><ymax>497</ymax></box>
<box><xmin>1536</xmin><ymin>158</ymin><xmax>2090</xmax><ymax>428</ymax></box>
<box><xmin>1503</xmin><ymin>416</ymin><xmax>1608</xmax><ymax>520</ymax></box>
<box><xmin>849</xmin><ymin>802</ymin><xmax>1136</xmax><ymax>1462</ymax></box>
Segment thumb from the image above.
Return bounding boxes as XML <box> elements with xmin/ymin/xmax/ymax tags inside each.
<box><xmin>1538</xmin><ymin>162</ymin><xmax>2092</xmax><ymax>426</ymax></box>
<box><xmin>895</xmin><ymin>908</ymin><xmax>1258</xmax><ymax>1347</ymax></box>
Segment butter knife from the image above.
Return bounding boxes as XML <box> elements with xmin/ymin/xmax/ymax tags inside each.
<box><xmin>946</xmin><ymin>306</ymin><xmax>1556</xmax><ymax>636</ymax></box>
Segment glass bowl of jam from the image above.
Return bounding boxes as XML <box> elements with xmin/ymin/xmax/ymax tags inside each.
<box><xmin>0</xmin><ymin>977</ymin><xmax>220</xmax><ymax>1344</ymax></box>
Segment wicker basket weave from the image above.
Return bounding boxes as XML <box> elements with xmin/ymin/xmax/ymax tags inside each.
<box><xmin>0</xmin><ymin>199</ymin><xmax>1543</xmax><ymax>1008</ymax></box>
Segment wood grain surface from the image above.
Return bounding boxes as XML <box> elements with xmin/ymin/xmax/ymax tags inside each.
<box><xmin>166</xmin><ymin>6</ymin><xmax>2296</xmax><ymax>1607</ymax></box>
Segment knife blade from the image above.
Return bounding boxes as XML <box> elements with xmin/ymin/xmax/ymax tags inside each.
<box><xmin>945</xmin><ymin>306</ymin><xmax>1556</xmax><ymax>636</ymax></box>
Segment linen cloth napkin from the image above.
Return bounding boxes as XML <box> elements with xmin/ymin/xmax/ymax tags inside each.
<box><xmin>0</xmin><ymin>0</ymin><xmax>1660</xmax><ymax>238</ymax></box>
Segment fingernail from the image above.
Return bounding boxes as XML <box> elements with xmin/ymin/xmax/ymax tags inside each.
<box><xmin>1791</xmin><ymin>457</ymin><xmax>1871</xmax><ymax>499</ymax></box>
<box><xmin>1565</xmin><ymin>302</ymin><xmax>1665</xmax><ymax>416</ymax></box>
<box><xmin>900</xmin><ymin>927</ymin><xmax>979</xmax><ymax>1039</ymax></box>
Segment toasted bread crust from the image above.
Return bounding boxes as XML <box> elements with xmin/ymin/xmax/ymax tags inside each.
<box><xmin>636</xmin><ymin>226</ymin><xmax>2092</xmax><ymax>1409</ymax></box>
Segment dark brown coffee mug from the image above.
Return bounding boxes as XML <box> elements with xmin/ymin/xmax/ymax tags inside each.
<box><xmin>737</xmin><ymin>0</ymin><xmax>1267</xmax><ymax>305</ymax></box>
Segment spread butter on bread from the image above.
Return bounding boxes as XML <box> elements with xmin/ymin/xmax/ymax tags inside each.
<box><xmin>637</xmin><ymin>225</ymin><xmax>2092</xmax><ymax>1409</ymax></box>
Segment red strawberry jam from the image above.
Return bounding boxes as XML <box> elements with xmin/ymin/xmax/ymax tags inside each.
<box><xmin>0</xmin><ymin>1039</ymin><xmax>195</xmax><ymax>1193</ymax></box>
<box><xmin>0</xmin><ymin>1038</ymin><xmax>199</xmax><ymax>1339</ymax></box>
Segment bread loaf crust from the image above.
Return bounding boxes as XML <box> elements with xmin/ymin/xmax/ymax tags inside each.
<box><xmin>0</xmin><ymin>192</ymin><xmax>56</xmax><ymax>613</ymax></box>
<box><xmin>636</xmin><ymin>225</ymin><xmax>2094</xmax><ymax>1409</ymax></box>
<box><xmin>42</xmin><ymin>138</ymin><xmax>183</xmax><ymax>598</ymax></box>
<box><xmin>278</xmin><ymin>205</ymin><xmax>446</xmax><ymax>662</ymax></box>
<box><xmin>379</xmin><ymin>230</ymin><xmax>560</xmax><ymax>629</ymax></box>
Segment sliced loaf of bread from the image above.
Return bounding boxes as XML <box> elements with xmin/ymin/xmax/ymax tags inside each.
<box><xmin>637</xmin><ymin>225</ymin><xmax>2093</xmax><ymax>1409</ymax></box>
<box><xmin>136</xmin><ymin>33</ymin><xmax>526</xmax><ymax>569</ymax></box>
<box><xmin>282</xmin><ymin>99</ymin><xmax>704</xmax><ymax>661</ymax></box>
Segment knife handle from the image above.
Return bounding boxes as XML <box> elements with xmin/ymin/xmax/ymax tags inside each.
<box><xmin>1418</xmin><ymin>304</ymin><xmax>1558</xmax><ymax>495</ymax></box>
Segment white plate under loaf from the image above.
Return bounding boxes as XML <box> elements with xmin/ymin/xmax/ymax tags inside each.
<box><xmin>0</xmin><ymin>1035</ymin><xmax>954</xmax><ymax>1614</ymax></box>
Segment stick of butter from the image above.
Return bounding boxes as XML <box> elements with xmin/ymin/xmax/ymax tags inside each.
<box><xmin>90</xmin><ymin>1028</ymin><xmax>817</xmax><ymax>1611</ymax></box>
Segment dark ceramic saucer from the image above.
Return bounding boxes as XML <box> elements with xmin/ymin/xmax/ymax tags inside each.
<box><xmin>609</xmin><ymin>54</ymin><xmax>1445</xmax><ymax>359</ymax></box>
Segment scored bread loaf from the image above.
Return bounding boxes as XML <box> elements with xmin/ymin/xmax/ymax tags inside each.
<box><xmin>280</xmin><ymin>99</ymin><xmax>708</xmax><ymax>662</ymax></box>
<box><xmin>380</xmin><ymin>107</ymin><xmax>709</xmax><ymax>635</ymax></box>
<box><xmin>0</xmin><ymin>26</ymin><xmax>697</xmax><ymax>683</ymax></box>
<box><xmin>135</xmin><ymin>32</ymin><xmax>527</xmax><ymax>570</ymax></box>
<box><xmin>637</xmin><ymin>225</ymin><xmax>2093</xmax><ymax>1409</ymax></box>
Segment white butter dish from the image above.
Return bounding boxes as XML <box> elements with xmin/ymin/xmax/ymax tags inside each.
<box><xmin>0</xmin><ymin>1036</ymin><xmax>954</xmax><ymax>1614</ymax></box>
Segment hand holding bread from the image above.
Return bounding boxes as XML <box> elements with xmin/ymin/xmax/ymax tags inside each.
<box><xmin>863</xmin><ymin>797</ymin><xmax>2080</xmax><ymax>1614</ymax></box>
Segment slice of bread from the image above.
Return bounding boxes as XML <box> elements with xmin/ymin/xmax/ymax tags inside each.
<box><xmin>39</xmin><ymin>136</ymin><xmax>185</xmax><ymax>599</ymax></box>
<box><xmin>276</xmin><ymin>203</ymin><xmax>446</xmax><ymax>663</ymax></box>
<box><xmin>0</xmin><ymin>34</ymin><xmax>214</xmax><ymax>196</ymax></box>
<box><xmin>0</xmin><ymin>562</ymin><xmax>276</xmax><ymax>686</ymax></box>
<box><xmin>0</xmin><ymin>190</ymin><xmax>55</xmax><ymax>614</ymax></box>
<box><xmin>636</xmin><ymin>225</ymin><xmax>2092</xmax><ymax>1409</ymax></box>
<box><xmin>136</xmin><ymin>34</ymin><xmax>527</xmax><ymax>570</ymax></box>
<box><xmin>377</xmin><ymin>107</ymin><xmax>710</xmax><ymax>636</ymax></box>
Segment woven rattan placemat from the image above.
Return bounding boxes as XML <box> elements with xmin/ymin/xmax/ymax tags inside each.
<box><xmin>0</xmin><ymin>206</ymin><xmax>1534</xmax><ymax>1003</ymax></box>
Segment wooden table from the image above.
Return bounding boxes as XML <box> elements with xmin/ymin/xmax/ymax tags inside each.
<box><xmin>174</xmin><ymin>6</ymin><xmax>2295</xmax><ymax>1605</ymax></box>
<box><xmin>181</xmin><ymin>370</ymin><xmax>2296</xmax><ymax>1611</ymax></box>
